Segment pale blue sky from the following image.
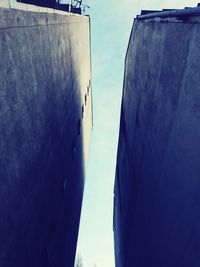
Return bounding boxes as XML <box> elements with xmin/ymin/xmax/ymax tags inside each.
<box><xmin>76</xmin><ymin>1</ymin><xmax>198</xmax><ymax>266</ymax></box>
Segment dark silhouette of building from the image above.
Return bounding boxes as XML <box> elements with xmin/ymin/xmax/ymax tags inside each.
<box><xmin>114</xmin><ymin>5</ymin><xmax>200</xmax><ymax>267</ymax></box>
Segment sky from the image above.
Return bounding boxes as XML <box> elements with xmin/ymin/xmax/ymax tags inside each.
<box><xmin>76</xmin><ymin>1</ymin><xmax>198</xmax><ymax>266</ymax></box>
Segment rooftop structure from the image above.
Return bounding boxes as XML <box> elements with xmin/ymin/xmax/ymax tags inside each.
<box><xmin>137</xmin><ymin>5</ymin><xmax>200</xmax><ymax>20</ymax></box>
<box><xmin>15</xmin><ymin>0</ymin><xmax>89</xmax><ymax>14</ymax></box>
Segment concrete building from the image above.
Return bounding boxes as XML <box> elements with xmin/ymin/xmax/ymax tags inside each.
<box><xmin>114</xmin><ymin>5</ymin><xmax>200</xmax><ymax>267</ymax></box>
<box><xmin>0</xmin><ymin>2</ymin><xmax>92</xmax><ymax>267</ymax></box>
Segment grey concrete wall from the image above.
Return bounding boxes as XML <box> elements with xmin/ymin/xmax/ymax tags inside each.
<box><xmin>114</xmin><ymin>18</ymin><xmax>200</xmax><ymax>267</ymax></box>
<box><xmin>0</xmin><ymin>7</ymin><xmax>92</xmax><ymax>267</ymax></box>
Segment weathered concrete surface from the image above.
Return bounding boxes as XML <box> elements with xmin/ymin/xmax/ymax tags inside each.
<box><xmin>114</xmin><ymin>19</ymin><xmax>200</xmax><ymax>267</ymax></box>
<box><xmin>0</xmin><ymin>7</ymin><xmax>92</xmax><ymax>267</ymax></box>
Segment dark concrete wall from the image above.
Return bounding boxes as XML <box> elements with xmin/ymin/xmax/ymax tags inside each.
<box><xmin>114</xmin><ymin>18</ymin><xmax>200</xmax><ymax>267</ymax></box>
<box><xmin>0</xmin><ymin>7</ymin><xmax>92</xmax><ymax>267</ymax></box>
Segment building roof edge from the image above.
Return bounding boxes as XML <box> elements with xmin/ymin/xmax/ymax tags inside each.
<box><xmin>137</xmin><ymin>6</ymin><xmax>200</xmax><ymax>20</ymax></box>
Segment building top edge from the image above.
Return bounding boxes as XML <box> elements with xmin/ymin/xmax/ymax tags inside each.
<box><xmin>137</xmin><ymin>4</ymin><xmax>200</xmax><ymax>21</ymax></box>
<box><xmin>0</xmin><ymin>0</ymin><xmax>87</xmax><ymax>17</ymax></box>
